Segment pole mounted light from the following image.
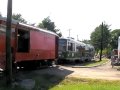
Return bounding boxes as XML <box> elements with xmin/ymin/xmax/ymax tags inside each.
<box><xmin>6</xmin><ymin>0</ymin><xmax>12</xmax><ymax>85</ymax></box>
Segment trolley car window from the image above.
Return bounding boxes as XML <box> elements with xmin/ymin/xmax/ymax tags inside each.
<box><xmin>17</xmin><ymin>29</ymin><xmax>30</xmax><ymax>52</ymax></box>
<box><xmin>68</xmin><ymin>42</ymin><xmax>75</xmax><ymax>51</ymax></box>
<box><xmin>59</xmin><ymin>39</ymin><xmax>67</xmax><ymax>51</ymax></box>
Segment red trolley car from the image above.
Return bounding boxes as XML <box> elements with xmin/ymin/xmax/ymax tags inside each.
<box><xmin>0</xmin><ymin>17</ymin><xmax>58</xmax><ymax>70</ymax></box>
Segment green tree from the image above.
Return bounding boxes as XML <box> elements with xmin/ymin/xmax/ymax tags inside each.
<box><xmin>82</xmin><ymin>39</ymin><xmax>91</xmax><ymax>44</ymax></box>
<box><xmin>42</xmin><ymin>16</ymin><xmax>55</xmax><ymax>32</ymax></box>
<box><xmin>110</xmin><ymin>29</ymin><xmax>120</xmax><ymax>49</ymax></box>
<box><xmin>90</xmin><ymin>22</ymin><xmax>111</xmax><ymax>52</ymax></box>
<box><xmin>38</xmin><ymin>23</ymin><xmax>45</xmax><ymax>29</ymax></box>
<box><xmin>12</xmin><ymin>13</ymin><xmax>27</xmax><ymax>24</ymax></box>
<box><xmin>38</xmin><ymin>16</ymin><xmax>62</xmax><ymax>37</ymax></box>
<box><xmin>57</xmin><ymin>32</ymin><xmax>62</xmax><ymax>37</ymax></box>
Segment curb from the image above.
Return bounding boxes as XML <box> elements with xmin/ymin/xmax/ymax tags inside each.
<box><xmin>72</xmin><ymin>60</ymin><xmax>110</xmax><ymax>68</ymax></box>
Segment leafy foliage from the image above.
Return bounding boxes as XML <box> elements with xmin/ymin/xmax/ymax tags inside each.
<box><xmin>82</xmin><ymin>39</ymin><xmax>91</xmax><ymax>44</ymax></box>
<box><xmin>57</xmin><ymin>32</ymin><xmax>62</xmax><ymax>37</ymax></box>
<box><xmin>42</xmin><ymin>16</ymin><xmax>55</xmax><ymax>32</ymax></box>
<box><xmin>110</xmin><ymin>29</ymin><xmax>120</xmax><ymax>49</ymax></box>
<box><xmin>12</xmin><ymin>13</ymin><xmax>27</xmax><ymax>24</ymax></box>
<box><xmin>38</xmin><ymin>16</ymin><xmax>62</xmax><ymax>37</ymax></box>
<box><xmin>38</xmin><ymin>23</ymin><xmax>44</xmax><ymax>29</ymax></box>
<box><xmin>90</xmin><ymin>23</ymin><xmax>111</xmax><ymax>52</ymax></box>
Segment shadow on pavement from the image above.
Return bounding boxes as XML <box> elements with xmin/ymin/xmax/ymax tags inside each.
<box><xmin>14</xmin><ymin>66</ymin><xmax>74</xmax><ymax>90</ymax></box>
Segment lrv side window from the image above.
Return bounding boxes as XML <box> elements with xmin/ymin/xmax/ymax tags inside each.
<box><xmin>68</xmin><ymin>42</ymin><xmax>75</xmax><ymax>51</ymax></box>
<box><xmin>17</xmin><ymin>29</ymin><xmax>30</xmax><ymax>52</ymax></box>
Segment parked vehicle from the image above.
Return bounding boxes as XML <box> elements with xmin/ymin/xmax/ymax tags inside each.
<box><xmin>111</xmin><ymin>36</ymin><xmax>120</xmax><ymax>67</ymax></box>
<box><xmin>58</xmin><ymin>37</ymin><xmax>95</xmax><ymax>63</ymax></box>
<box><xmin>84</xmin><ymin>44</ymin><xmax>95</xmax><ymax>61</ymax></box>
<box><xmin>0</xmin><ymin>17</ymin><xmax>58</xmax><ymax>70</ymax></box>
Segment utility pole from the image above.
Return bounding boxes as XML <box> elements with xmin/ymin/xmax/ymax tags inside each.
<box><xmin>77</xmin><ymin>35</ymin><xmax>79</xmax><ymax>41</ymax></box>
<box><xmin>100</xmin><ymin>22</ymin><xmax>103</xmax><ymax>61</ymax></box>
<box><xmin>6</xmin><ymin>0</ymin><xmax>12</xmax><ymax>85</ymax></box>
<box><xmin>68</xmin><ymin>29</ymin><xmax>71</xmax><ymax>38</ymax></box>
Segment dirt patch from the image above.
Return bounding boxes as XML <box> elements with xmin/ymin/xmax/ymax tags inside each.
<box><xmin>60</xmin><ymin>61</ymin><xmax>120</xmax><ymax>80</ymax></box>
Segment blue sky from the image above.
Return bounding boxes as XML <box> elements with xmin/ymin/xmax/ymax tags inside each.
<box><xmin>0</xmin><ymin>0</ymin><xmax>120</xmax><ymax>40</ymax></box>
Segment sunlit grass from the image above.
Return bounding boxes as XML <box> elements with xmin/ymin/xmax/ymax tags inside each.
<box><xmin>50</xmin><ymin>77</ymin><xmax>120</xmax><ymax>90</ymax></box>
<box><xmin>83</xmin><ymin>58</ymin><xmax>109</xmax><ymax>67</ymax></box>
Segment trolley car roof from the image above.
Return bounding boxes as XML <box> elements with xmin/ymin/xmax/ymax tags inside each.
<box><xmin>59</xmin><ymin>37</ymin><xmax>86</xmax><ymax>47</ymax></box>
<box><xmin>19</xmin><ymin>23</ymin><xmax>58</xmax><ymax>36</ymax></box>
<box><xmin>0</xmin><ymin>17</ymin><xmax>58</xmax><ymax>36</ymax></box>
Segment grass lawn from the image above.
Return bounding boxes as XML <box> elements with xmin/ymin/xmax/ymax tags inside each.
<box><xmin>82</xmin><ymin>58</ymin><xmax>109</xmax><ymax>67</ymax></box>
<box><xmin>50</xmin><ymin>77</ymin><xmax>120</xmax><ymax>90</ymax></box>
